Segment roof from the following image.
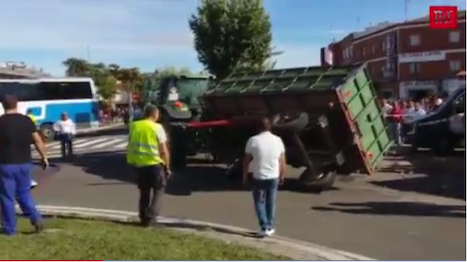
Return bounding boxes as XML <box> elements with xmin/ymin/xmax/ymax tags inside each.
<box><xmin>335</xmin><ymin>10</ymin><xmax>466</xmax><ymax>44</ymax></box>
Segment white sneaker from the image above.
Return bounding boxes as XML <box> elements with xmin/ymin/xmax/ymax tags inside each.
<box><xmin>258</xmin><ymin>229</ymin><xmax>268</xmax><ymax>237</ymax></box>
<box><xmin>265</xmin><ymin>228</ymin><xmax>275</xmax><ymax>236</ymax></box>
<box><xmin>30</xmin><ymin>180</ymin><xmax>38</xmax><ymax>189</ymax></box>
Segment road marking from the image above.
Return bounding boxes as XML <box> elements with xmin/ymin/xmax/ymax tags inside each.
<box><xmin>113</xmin><ymin>141</ymin><xmax>128</xmax><ymax>149</ymax></box>
<box><xmin>88</xmin><ymin>139</ymin><xmax>122</xmax><ymax>149</ymax></box>
<box><xmin>73</xmin><ymin>138</ymin><xmax>109</xmax><ymax>149</ymax></box>
<box><xmin>47</xmin><ymin>141</ymin><xmax>61</xmax><ymax>149</ymax></box>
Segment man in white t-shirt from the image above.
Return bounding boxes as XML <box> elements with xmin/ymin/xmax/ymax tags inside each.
<box><xmin>54</xmin><ymin>112</ymin><xmax>76</xmax><ymax>161</ymax></box>
<box><xmin>243</xmin><ymin>117</ymin><xmax>286</xmax><ymax>237</ymax></box>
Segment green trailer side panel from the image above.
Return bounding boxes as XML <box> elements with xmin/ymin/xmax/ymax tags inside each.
<box><xmin>339</xmin><ymin>68</ymin><xmax>392</xmax><ymax>169</ymax></box>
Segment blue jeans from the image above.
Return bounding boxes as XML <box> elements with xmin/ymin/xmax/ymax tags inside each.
<box><xmin>252</xmin><ymin>178</ymin><xmax>279</xmax><ymax>230</ymax></box>
<box><xmin>0</xmin><ymin>163</ymin><xmax>42</xmax><ymax>235</ymax></box>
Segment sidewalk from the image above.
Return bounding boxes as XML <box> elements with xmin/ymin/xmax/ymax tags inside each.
<box><xmin>29</xmin><ymin>206</ymin><xmax>374</xmax><ymax>261</ymax></box>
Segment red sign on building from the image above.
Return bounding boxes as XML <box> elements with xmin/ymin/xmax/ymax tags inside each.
<box><xmin>429</xmin><ymin>6</ymin><xmax>458</xmax><ymax>29</ymax></box>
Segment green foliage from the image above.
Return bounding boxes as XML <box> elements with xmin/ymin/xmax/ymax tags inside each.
<box><xmin>62</xmin><ymin>58</ymin><xmax>89</xmax><ymax>77</ymax></box>
<box><xmin>117</xmin><ymin>67</ymin><xmax>143</xmax><ymax>93</ymax></box>
<box><xmin>3</xmin><ymin>218</ymin><xmax>287</xmax><ymax>260</ymax></box>
<box><xmin>189</xmin><ymin>0</ymin><xmax>273</xmax><ymax>79</ymax></box>
<box><xmin>62</xmin><ymin>58</ymin><xmax>144</xmax><ymax>101</ymax></box>
<box><xmin>95</xmin><ymin>74</ymin><xmax>118</xmax><ymax>100</ymax></box>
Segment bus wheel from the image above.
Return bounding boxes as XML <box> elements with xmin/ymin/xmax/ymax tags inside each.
<box><xmin>40</xmin><ymin>124</ymin><xmax>55</xmax><ymax>142</ymax></box>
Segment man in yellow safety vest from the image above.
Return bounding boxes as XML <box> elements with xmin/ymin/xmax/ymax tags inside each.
<box><xmin>27</xmin><ymin>110</ymin><xmax>37</xmax><ymax>126</ymax></box>
<box><xmin>126</xmin><ymin>105</ymin><xmax>171</xmax><ymax>227</ymax></box>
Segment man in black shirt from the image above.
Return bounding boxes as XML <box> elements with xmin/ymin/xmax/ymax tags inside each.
<box><xmin>0</xmin><ymin>95</ymin><xmax>49</xmax><ymax>235</ymax></box>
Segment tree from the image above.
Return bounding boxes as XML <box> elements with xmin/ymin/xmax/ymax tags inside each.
<box><xmin>108</xmin><ymin>63</ymin><xmax>121</xmax><ymax>78</ymax></box>
<box><xmin>96</xmin><ymin>74</ymin><xmax>118</xmax><ymax>101</ymax></box>
<box><xmin>62</xmin><ymin>58</ymin><xmax>89</xmax><ymax>76</ymax></box>
<box><xmin>189</xmin><ymin>0</ymin><xmax>272</xmax><ymax>79</ymax></box>
<box><xmin>118</xmin><ymin>67</ymin><xmax>143</xmax><ymax>94</ymax></box>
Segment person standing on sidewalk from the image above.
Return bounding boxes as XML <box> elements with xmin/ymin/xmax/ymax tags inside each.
<box><xmin>54</xmin><ymin>112</ymin><xmax>76</xmax><ymax>161</ymax></box>
<box><xmin>0</xmin><ymin>95</ymin><xmax>48</xmax><ymax>235</ymax></box>
<box><xmin>126</xmin><ymin>105</ymin><xmax>171</xmax><ymax>227</ymax></box>
<box><xmin>26</xmin><ymin>109</ymin><xmax>39</xmax><ymax>188</ymax></box>
<box><xmin>242</xmin><ymin>116</ymin><xmax>286</xmax><ymax>237</ymax></box>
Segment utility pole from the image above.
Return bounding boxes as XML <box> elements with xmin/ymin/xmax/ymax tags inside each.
<box><xmin>404</xmin><ymin>0</ymin><xmax>409</xmax><ymax>21</ymax></box>
<box><xmin>86</xmin><ymin>46</ymin><xmax>91</xmax><ymax>62</ymax></box>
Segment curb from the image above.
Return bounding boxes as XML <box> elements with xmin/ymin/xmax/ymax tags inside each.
<box><xmin>19</xmin><ymin>205</ymin><xmax>375</xmax><ymax>261</ymax></box>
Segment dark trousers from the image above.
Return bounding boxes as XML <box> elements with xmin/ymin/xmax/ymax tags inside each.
<box><xmin>60</xmin><ymin>134</ymin><xmax>73</xmax><ymax>159</ymax></box>
<box><xmin>135</xmin><ymin>165</ymin><xmax>166</xmax><ymax>224</ymax></box>
<box><xmin>0</xmin><ymin>163</ymin><xmax>42</xmax><ymax>235</ymax></box>
<box><xmin>251</xmin><ymin>178</ymin><xmax>279</xmax><ymax>231</ymax></box>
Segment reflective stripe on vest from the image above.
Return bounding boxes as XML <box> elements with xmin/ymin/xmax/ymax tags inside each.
<box><xmin>126</xmin><ymin>119</ymin><xmax>163</xmax><ymax>167</ymax></box>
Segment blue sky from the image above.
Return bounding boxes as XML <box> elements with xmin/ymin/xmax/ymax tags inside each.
<box><xmin>0</xmin><ymin>0</ymin><xmax>464</xmax><ymax>76</ymax></box>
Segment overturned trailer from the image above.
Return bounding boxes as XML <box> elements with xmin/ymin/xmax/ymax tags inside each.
<box><xmin>185</xmin><ymin>64</ymin><xmax>392</xmax><ymax>190</ymax></box>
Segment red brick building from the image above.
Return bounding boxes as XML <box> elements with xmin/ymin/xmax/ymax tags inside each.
<box><xmin>320</xmin><ymin>11</ymin><xmax>466</xmax><ymax>99</ymax></box>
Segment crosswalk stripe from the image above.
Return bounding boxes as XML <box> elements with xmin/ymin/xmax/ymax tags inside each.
<box><xmin>73</xmin><ymin>138</ymin><xmax>109</xmax><ymax>149</ymax></box>
<box><xmin>113</xmin><ymin>141</ymin><xmax>128</xmax><ymax>149</ymax></box>
<box><xmin>49</xmin><ymin>143</ymin><xmax>63</xmax><ymax>150</ymax></box>
<box><xmin>88</xmin><ymin>139</ymin><xmax>122</xmax><ymax>149</ymax></box>
<box><xmin>33</xmin><ymin>136</ymin><xmax>128</xmax><ymax>158</ymax></box>
<box><xmin>48</xmin><ymin>141</ymin><xmax>61</xmax><ymax>149</ymax></box>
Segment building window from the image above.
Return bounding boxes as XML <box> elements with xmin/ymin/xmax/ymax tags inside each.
<box><xmin>381</xmin><ymin>41</ymin><xmax>386</xmax><ymax>51</ymax></box>
<box><xmin>362</xmin><ymin>47</ymin><xmax>366</xmax><ymax>56</ymax></box>
<box><xmin>371</xmin><ymin>44</ymin><xmax>376</xmax><ymax>54</ymax></box>
<box><xmin>349</xmin><ymin>48</ymin><xmax>353</xmax><ymax>58</ymax></box>
<box><xmin>342</xmin><ymin>50</ymin><xmax>346</xmax><ymax>59</ymax></box>
<box><xmin>344</xmin><ymin>48</ymin><xmax>350</xmax><ymax>59</ymax></box>
<box><xmin>449</xmin><ymin>31</ymin><xmax>460</xmax><ymax>43</ymax></box>
<box><xmin>409</xmin><ymin>63</ymin><xmax>420</xmax><ymax>74</ymax></box>
<box><xmin>450</xmin><ymin>60</ymin><xmax>461</xmax><ymax>72</ymax></box>
<box><xmin>410</xmin><ymin>35</ymin><xmax>420</xmax><ymax>46</ymax></box>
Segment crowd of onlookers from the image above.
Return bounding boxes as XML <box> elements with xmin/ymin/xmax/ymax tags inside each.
<box><xmin>99</xmin><ymin>105</ymin><xmax>144</xmax><ymax>125</ymax></box>
<box><xmin>380</xmin><ymin>95</ymin><xmax>445</xmax><ymax>145</ymax></box>
<box><xmin>99</xmin><ymin>106</ymin><xmax>128</xmax><ymax>125</ymax></box>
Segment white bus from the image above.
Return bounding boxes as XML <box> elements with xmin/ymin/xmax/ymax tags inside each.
<box><xmin>0</xmin><ymin>77</ymin><xmax>100</xmax><ymax>141</ymax></box>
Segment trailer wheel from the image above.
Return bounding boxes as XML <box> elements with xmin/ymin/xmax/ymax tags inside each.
<box><xmin>299</xmin><ymin>170</ymin><xmax>336</xmax><ymax>191</ymax></box>
<box><xmin>272</xmin><ymin>112</ymin><xmax>309</xmax><ymax>132</ymax></box>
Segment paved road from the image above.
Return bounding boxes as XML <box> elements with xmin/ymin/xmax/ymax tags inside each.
<box><xmin>31</xmin><ymin>134</ymin><xmax>466</xmax><ymax>260</ymax></box>
<box><xmin>33</xmin><ymin>135</ymin><xmax>127</xmax><ymax>159</ymax></box>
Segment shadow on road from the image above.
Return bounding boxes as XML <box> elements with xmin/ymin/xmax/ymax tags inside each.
<box><xmin>65</xmin><ymin>152</ymin><xmax>327</xmax><ymax>195</ymax></box>
<box><xmin>65</xmin><ymin>152</ymin><xmax>135</xmax><ymax>184</ymax></box>
<box><xmin>312</xmin><ymin>201</ymin><xmax>466</xmax><ymax>218</ymax></box>
<box><xmin>374</xmin><ymin>147</ymin><xmax>465</xmax><ymax>200</ymax></box>
<box><xmin>31</xmin><ymin>161</ymin><xmax>61</xmax><ymax>185</ymax></box>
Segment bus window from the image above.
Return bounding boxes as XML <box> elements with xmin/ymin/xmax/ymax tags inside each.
<box><xmin>39</xmin><ymin>81</ymin><xmax>94</xmax><ymax>100</ymax></box>
<box><xmin>0</xmin><ymin>82</ymin><xmax>42</xmax><ymax>101</ymax></box>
